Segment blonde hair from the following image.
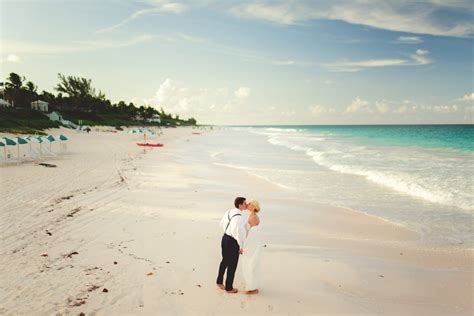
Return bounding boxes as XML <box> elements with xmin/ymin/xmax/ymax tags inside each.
<box><xmin>249</xmin><ymin>200</ymin><xmax>261</xmax><ymax>213</ymax></box>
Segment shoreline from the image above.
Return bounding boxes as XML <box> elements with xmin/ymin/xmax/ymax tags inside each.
<box><xmin>0</xmin><ymin>127</ymin><xmax>472</xmax><ymax>315</ymax></box>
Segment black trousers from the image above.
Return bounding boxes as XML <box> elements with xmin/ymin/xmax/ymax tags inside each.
<box><xmin>216</xmin><ymin>234</ymin><xmax>240</xmax><ymax>291</ymax></box>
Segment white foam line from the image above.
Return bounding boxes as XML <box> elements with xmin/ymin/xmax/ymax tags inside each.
<box><xmin>265</xmin><ymin>132</ymin><xmax>474</xmax><ymax>212</ymax></box>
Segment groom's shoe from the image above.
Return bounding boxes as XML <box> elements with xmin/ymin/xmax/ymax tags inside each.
<box><xmin>225</xmin><ymin>288</ymin><xmax>238</xmax><ymax>293</ymax></box>
<box><xmin>217</xmin><ymin>284</ymin><xmax>225</xmax><ymax>290</ymax></box>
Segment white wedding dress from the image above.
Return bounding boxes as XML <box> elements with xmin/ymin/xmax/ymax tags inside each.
<box><xmin>241</xmin><ymin>222</ymin><xmax>263</xmax><ymax>291</ymax></box>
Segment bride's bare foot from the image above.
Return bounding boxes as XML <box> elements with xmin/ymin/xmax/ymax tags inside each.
<box><xmin>217</xmin><ymin>284</ymin><xmax>225</xmax><ymax>290</ymax></box>
<box><xmin>245</xmin><ymin>289</ymin><xmax>259</xmax><ymax>294</ymax></box>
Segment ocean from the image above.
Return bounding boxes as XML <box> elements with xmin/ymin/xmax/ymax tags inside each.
<box><xmin>208</xmin><ymin>125</ymin><xmax>473</xmax><ymax>247</ymax></box>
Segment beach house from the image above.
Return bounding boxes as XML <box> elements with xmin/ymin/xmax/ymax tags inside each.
<box><xmin>31</xmin><ymin>100</ymin><xmax>49</xmax><ymax>112</ymax></box>
<box><xmin>46</xmin><ymin>111</ymin><xmax>63</xmax><ymax>122</ymax></box>
<box><xmin>146</xmin><ymin>114</ymin><xmax>161</xmax><ymax>123</ymax></box>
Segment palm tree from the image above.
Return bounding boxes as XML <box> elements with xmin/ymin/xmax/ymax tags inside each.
<box><xmin>5</xmin><ymin>73</ymin><xmax>24</xmax><ymax>90</ymax></box>
<box><xmin>25</xmin><ymin>81</ymin><xmax>37</xmax><ymax>93</ymax></box>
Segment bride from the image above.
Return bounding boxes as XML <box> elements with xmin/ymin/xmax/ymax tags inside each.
<box><xmin>241</xmin><ymin>200</ymin><xmax>262</xmax><ymax>295</ymax></box>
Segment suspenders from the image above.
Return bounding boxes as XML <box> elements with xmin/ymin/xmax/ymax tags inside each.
<box><xmin>225</xmin><ymin>210</ymin><xmax>241</xmax><ymax>235</ymax></box>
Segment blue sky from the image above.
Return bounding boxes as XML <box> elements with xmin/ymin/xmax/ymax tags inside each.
<box><xmin>1</xmin><ymin>0</ymin><xmax>473</xmax><ymax>124</ymax></box>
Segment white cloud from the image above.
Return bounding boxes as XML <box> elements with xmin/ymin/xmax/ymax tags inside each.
<box><xmin>280</xmin><ymin>109</ymin><xmax>296</xmax><ymax>117</ymax></box>
<box><xmin>326</xmin><ymin>58</ymin><xmax>406</xmax><ymax>72</ymax></box>
<box><xmin>229</xmin><ymin>3</ymin><xmax>300</xmax><ymax>25</ymax></box>
<box><xmin>326</xmin><ymin>50</ymin><xmax>433</xmax><ymax>72</ymax></box>
<box><xmin>97</xmin><ymin>1</ymin><xmax>188</xmax><ymax>33</ymax></box>
<box><xmin>323</xmin><ymin>79</ymin><xmax>333</xmax><ymax>85</ymax></box>
<box><xmin>0</xmin><ymin>54</ymin><xmax>21</xmax><ymax>64</ymax></box>
<box><xmin>229</xmin><ymin>1</ymin><xmax>473</xmax><ymax>37</ymax></box>
<box><xmin>310</xmin><ymin>105</ymin><xmax>324</xmax><ymax>114</ymax></box>
<box><xmin>309</xmin><ymin>104</ymin><xmax>336</xmax><ymax>115</ymax></box>
<box><xmin>464</xmin><ymin>105</ymin><xmax>474</xmax><ymax>122</ymax></box>
<box><xmin>309</xmin><ymin>105</ymin><xmax>327</xmax><ymax>115</ymax></box>
<box><xmin>2</xmin><ymin>35</ymin><xmax>154</xmax><ymax>55</ymax></box>
<box><xmin>145</xmin><ymin>78</ymin><xmax>254</xmax><ymax>123</ymax></box>
<box><xmin>345</xmin><ymin>97</ymin><xmax>371</xmax><ymax>113</ymax></box>
<box><xmin>432</xmin><ymin>105</ymin><xmax>458</xmax><ymax>113</ymax></box>
<box><xmin>393</xmin><ymin>104</ymin><xmax>408</xmax><ymax>113</ymax></box>
<box><xmin>234</xmin><ymin>87</ymin><xmax>251</xmax><ymax>98</ymax></box>
<box><xmin>459</xmin><ymin>93</ymin><xmax>474</xmax><ymax>101</ymax></box>
<box><xmin>6</xmin><ymin>54</ymin><xmax>20</xmax><ymax>63</ymax></box>
<box><xmin>415</xmin><ymin>49</ymin><xmax>429</xmax><ymax>55</ymax></box>
<box><xmin>410</xmin><ymin>49</ymin><xmax>432</xmax><ymax>65</ymax></box>
<box><xmin>395</xmin><ymin>36</ymin><xmax>423</xmax><ymax>44</ymax></box>
<box><xmin>271</xmin><ymin>59</ymin><xmax>315</xmax><ymax>67</ymax></box>
<box><xmin>342</xmin><ymin>98</ymin><xmax>459</xmax><ymax>116</ymax></box>
<box><xmin>375</xmin><ymin>100</ymin><xmax>390</xmax><ymax>113</ymax></box>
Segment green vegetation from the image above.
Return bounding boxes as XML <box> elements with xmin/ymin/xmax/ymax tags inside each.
<box><xmin>0</xmin><ymin>72</ymin><xmax>197</xmax><ymax>134</ymax></box>
<box><xmin>0</xmin><ymin>107</ymin><xmax>59</xmax><ymax>135</ymax></box>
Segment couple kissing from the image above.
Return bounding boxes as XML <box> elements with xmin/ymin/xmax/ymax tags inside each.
<box><xmin>216</xmin><ymin>197</ymin><xmax>262</xmax><ymax>294</ymax></box>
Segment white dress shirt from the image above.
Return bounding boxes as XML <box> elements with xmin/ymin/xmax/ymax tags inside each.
<box><xmin>220</xmin><ymin>208</ymin><xmax>247</xmax><ymax>248</ymax></box>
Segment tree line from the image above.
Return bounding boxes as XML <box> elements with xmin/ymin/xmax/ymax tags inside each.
<box><xmin>2</xmin><ymin>72</ymin><xmax>197</xmax><ymax>125</ymax></box>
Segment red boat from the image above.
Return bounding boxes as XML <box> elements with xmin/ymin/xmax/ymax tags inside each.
<box><xmin>136</xmin><ymin>143</ymin><xmax>164</xmax><ymax>147</ymax></box>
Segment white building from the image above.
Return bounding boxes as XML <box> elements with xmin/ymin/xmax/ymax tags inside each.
<box><xmin>146</xmin><ymin>114</ymin><xmax>161</xmax><ymax>123</ymax></box>
<box><xmin>31</xmin><ymin>100</ymin><xmax>49</xmax><ymax>112</ymax></box>
<box><xmin>0</xmin><ymin>98</ymin><xmax>12</xmax><ymax>108</ymax></box>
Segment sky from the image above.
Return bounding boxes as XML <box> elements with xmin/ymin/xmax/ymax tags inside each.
<box><xmin>0</xmin><ymin>0</ymin><xmax>473</xmax><ymax>125</ymax></box>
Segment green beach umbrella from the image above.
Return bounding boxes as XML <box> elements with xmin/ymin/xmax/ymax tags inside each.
<box><xmin>129</xmin><ymin>128</ymin><xmax>147</xmax><ymax>142</ymax></box>
<box><xmin>15</xmin><ymin>137</ymin><xmax>28</xmax><ymax>144</ymax></box>
<box><xmin>26</xmin><ymin>136</ymin><xmax>34</xmax><ymax>152</ymax></box>
<box><xmin>14</xmin><ymin>137</ymin><xmax>28</xmax><ymax>159</ymax></box>
<box><xmin>128</xmin><ymin>129</ymin><xmax>143</xmax><ymax>134</ymax></box>
<box><xmin>3</xmin><ymin>137</ymin><xmax>16</xmax><ymax>145</ymax></box>
<box><xmin>45</xmin><ymin>135</ymin><xmax>56</xmax><ymax>151</ymax></box>
<box><xmin>3</xmin><ymin>137</ymin><xmax>16</xmax><ymax>160</ymax></box>
<box><xmin>56</xmin><ymin>134</ymin><xmax>68</xmax><ymax>152</ymax></box>
<box><xmin>34</xmin><ymin>136</ymin><xmax>45</xmax><ymax>155</ymax></box>
<box><xmin>0</xmin><ymin>140</ymin><xmax>5</xmax><ymax>160</ymax></box>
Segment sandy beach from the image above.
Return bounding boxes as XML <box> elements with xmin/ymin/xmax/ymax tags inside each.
<box><xmin>0</xmin><ymin>127</ymin><xmax>472</xmax><ymax>315</ymax></box>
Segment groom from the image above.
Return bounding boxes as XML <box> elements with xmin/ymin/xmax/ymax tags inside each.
<box><xmin>216</xmin><ymin>197</ymin><xmax>247</xmax><ymax>293</ymax></box>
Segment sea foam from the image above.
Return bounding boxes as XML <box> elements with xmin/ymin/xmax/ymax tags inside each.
<box><xmin>259</xmin><ymin>127</ymin><xmax>473</xmax><ymax>212</ymax></box>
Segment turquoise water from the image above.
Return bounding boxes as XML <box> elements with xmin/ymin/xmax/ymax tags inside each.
<box><xmin>216</xmin><ymin>125</ymin><xmax>473</xmax><ymax>246</ymax></box>
<box><xmin>248</xmin><ymin>125</ymin><xmax>474</xmax><ymax>152</ymax></box>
